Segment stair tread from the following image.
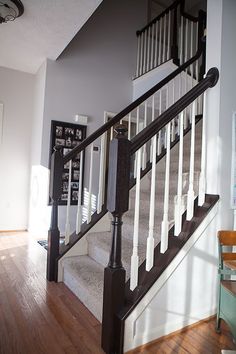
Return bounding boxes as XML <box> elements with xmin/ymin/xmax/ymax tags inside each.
<box><xmin>62</xmin><ymin>255</ymin><xmax>104</xmax><ymax>321</ymax></box>
<box><xmin>87</xmin><ymin>232</ymin><xmax>148</xmax><ymax>279</ymax></box>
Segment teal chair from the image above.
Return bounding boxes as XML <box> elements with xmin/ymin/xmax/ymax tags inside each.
<box><xmin>216</xmin><ymin>230</ymin><xmax>236</xmax><ymax>341</ymax></box>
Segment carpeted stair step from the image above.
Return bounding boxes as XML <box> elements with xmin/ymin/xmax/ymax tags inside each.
<box><xmin>62</xmin><ymin>255</ymin><xmax>104</xmax><ymax>322</ymax></box>
<box><xmin>87</xmin><ymin>232</ymin><xmax>147</xmax><ymax>280</ymax></box>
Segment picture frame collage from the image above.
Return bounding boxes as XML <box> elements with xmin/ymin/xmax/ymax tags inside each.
<box><xmin>49</xmin><ymin>120</ymin><xmax>87</xmax><ymax>205</ymax></box>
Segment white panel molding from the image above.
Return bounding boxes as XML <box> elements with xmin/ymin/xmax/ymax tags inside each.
<box><xmin>124</xmin><ymin>201</ymin><xmax>219</xmax><ymax>352</ymax></box>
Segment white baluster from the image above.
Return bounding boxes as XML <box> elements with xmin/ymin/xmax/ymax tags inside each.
<box><xmin>174</xmin><ymin>112</ymin><xmax>184</xmax><ymax>236</ymax></box>
<box><xmin>157</xmin><ymin>90</ymin><xmax>162</xmax><ymax>155</ymax></box>
<box><xmin>147</xmin><ymin>27</ymin><xmax>151</xmax><ymax>72</ymax></box>
<box><xmin>134</xmin><ymin>107</ymin><xmax>140</xmax><ymax>178</ymax></box>
<box><xmin>154</xmin><ymin>21</ymin><xmax>158</xmax><ymax>67</ymax></box>
<box><xmin>65</xmin><ymin>159</ymin><xmax>72</xmax><ymax>245</ymax></box>
<box><xmin>143</xmin><ymin>29</ymin><xmax>147</xmax><ymax>74</ymax></box>
<box><xmin>163</xmin><ymin>14</ymin><xmax>167</xmax><ymax>63</ymax></box>
<box><xmin>167</xmin><ymin>11</ymin><xmax>171</xmax><ymax>60</ymax></box>
<box><xmin>185</xmin><ymin>18</ymin><xmax>188</xmax><ymax>62</ymax></box>
<box><xmin>87</xmin><ymin>143</ymin><xmax>94</xmax><ymax>223</ymax></box>
<box><xmin>198</xmin><ymin>92</ymin><xmax>206</xmax><ymax>206</ymax></box>
<box><xmin>158</xmin><ymin>17</ymin><xmax>162</xmax><ymax>65</ymax></box>
<box><xmin>186</xmin><ymin>102</ymin><xmax>196</xmax><ymax>220</ymax></box>
<box><xmin>160</xmin><ymin>122</ymin><xmax>171</xmax><ymax>253</ymax></box>
<box><xmin>110</xmin><ymin>126</ymin><xmax>113</xmax><ymax>141</ymax></box>
<box><xmin>128</xmin><ymin>113</ymin><xmax>131</xmax><ymax>140</ymax></box>
<box><xmin>97</xmin><ymin>133</ymin><xmax>106</xmax><ymax>214</ymax></box>
<box><xmin>140</xmin><ymin>32</ymin><xmax>144</xmax><ymax>76</ymax></box>
<box><xmin>151</xmin><ymin>24</ymin><xmax>155</xmax><ymax>70</ymax></box>
<box><xmin>142</xmin><ymin>101</ymin><xmax>148</xmax><ymax>170</ymax></box>
<box><xmin>171</xmin><ymin>80</ymin><xmax>175</xmax><ymax>142</ymax></box>
<box><xmin>146</xmin><ymin>97</ymin><xmax>157</xmax><ymax>271</ymax></box>
<box><xmin>136</xmin><ymin>35</ymin><xmax>141</xmax><ymax>78</ymax></box>
<box><xmin>130</xmin><ymin>148</ymin><xmax>142</xmax><ymax>291</ymax></box>
<box><xmin>76</xmin><ymin>151</ymin><xmax>84</xmax><ymax>234</ymax></box>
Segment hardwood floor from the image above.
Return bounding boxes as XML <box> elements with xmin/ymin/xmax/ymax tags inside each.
<box><xmin>0</xmin><ymin>231</ymin><xmax>235</xmax><ymax>354</ymax></box>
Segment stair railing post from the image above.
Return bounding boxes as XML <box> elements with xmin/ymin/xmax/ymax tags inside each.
<box><xmin>171</xmin><ymin>6</ymin><xmax>179</xmax><ymax>65</ymax></box>
<box><xmin>102</xmin><ymin>125</ymin><xmax>131</xmax><ymax>354</ymax></box>
<box><xmin>47</xmin><ymin>145</ymin><xmax>63</xmax><ymax>282</ymax></box>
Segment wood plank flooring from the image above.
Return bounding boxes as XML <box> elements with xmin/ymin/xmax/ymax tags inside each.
<box><xmin>0</xmin><ymin>231</ymin><xmax>235</xmax><ymax>354</ymax></box>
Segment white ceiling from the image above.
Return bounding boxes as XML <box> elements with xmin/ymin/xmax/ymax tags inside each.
<box><xmin>0</xmin><ymin>0</ymin><xmax>103</xmax><ymax>74</ymax></box>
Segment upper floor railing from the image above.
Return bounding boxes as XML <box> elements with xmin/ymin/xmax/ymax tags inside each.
<box><xmin>135</xmin><ymin>0</ymin><xmax>205</xmax><ymax>79</ymax></box>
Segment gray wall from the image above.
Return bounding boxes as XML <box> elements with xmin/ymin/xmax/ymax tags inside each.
<box><xmin>39</xmin><ymin>0</ymin><xmax>148</xmax><ymax>232</ymax></box>
<box><xmin>41</xmin><ymin>0</ymin><xmax>148</xmax><ymax>167</ymax></box>
<box><xmin>0</xmin><ymin>66</ymin><xmax>35</xmax><ymax>230</ymax></box>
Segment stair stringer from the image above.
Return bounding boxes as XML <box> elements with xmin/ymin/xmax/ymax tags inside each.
<box><xmin>123</xmin><ymin>198</ymin><xmax>219</xmax><ymax>352</ymax></box>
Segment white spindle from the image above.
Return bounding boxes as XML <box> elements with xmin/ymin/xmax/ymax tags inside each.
<box><xmin>198</xmin><ymin>92</ymin><xmax>206</xmax><ymax>206</ymax></box>
<box><xmin>171</xmin><ymin>80</ymin><xmax>175</xmax><ymax>142</ymax></box>
<box><xmin>167</xmin><ymin>11</ymin><xmax>171</xmax><ymax>59</ymax></box>
<box><xmin>97</xmin><ymin>133</ymin><xmax>106</xmax><ymax>214</ymax></box>
<box><xmin>76</xmin><ymin>151</ymin><xmax>84</xmax><ymax>234</ymax></box>
<box><xmin>136</xmin><ymin>35</ymin><xmax>141</xmax><ymax>78</ymax></box>
<box><xmin>110</xmin><ymin>126</ymin><xmax>113</xmax><ymax>141</ymax></box>
<box><xmin>142</xmin><ymin>101</ymin><xmax>148</xmax><ymax>170</ymax></box>
<box><xmin>180</xmin><ymin>16</ymin><xmax>184</xmax><ymax>65</ymax></box>
<box><xmin>185</xmin><ymin>18</ymin><xmax>188</xmax><ymax>62</ymax></box>
<box><xmin>160</xmin><ymin>122</ymin><xmax>171</xmax><ymax>253</ymax></box>
<box><xmin>87</xmin><ymin>143</ymin><xmax>94</xmax><ymax>223</ymax></box>
<box><xmin>157</xmin><ymin>90</ymin><xmax>162</xmax><ymax>155</ymax></box>
<box><xmin>146</xmin><ymin>96</ymin><xmax>156</xmax><ymax>271</ymax></box>
<box><xmin>130</xmin><ymin>148</ymin><xmax>142</xmax><ymax>291</ymax></box>
<box><xmin>65</xmin><ymin>159</ymin><xmax>72</xmax><ymax>244</ymax></box>
<box><xmin>174</xmin><ymin>112</ymin><xmax>184</xmax><ymax>236</ymax></box>
<box><xmin>158</xmin><ymin>17</ymin><xmax>162</xmax><ymax>65</ymax></box>
<box><xmin>186</xmin><ymin>102</ymin><xmax>196</xmax><ymax>220</ymax></box>
<box><xmin>140</xmin><ymin>32</ymin><xmax>144</xmax><ymax>76</ymax></box>
<box><xmin>151</xmin><ymin>24</ymin><xmax>155</xmax><ymax>70</ymax></box>
<box><xmin>147</xmin><ymin>27</ymin><xmax>151</xmax><ymax>72</ymax></box>
<box><xmin>162</xmin><ymin>14</ymin><xmax>167</xmax><ymax>63</ymax></box>
<box><xmin>143</xmin><ymin>30</ymin><xmax>147</xmax><ymax>74</ymax></box>
<box><xmin>134</xmin><ymin>107</ymin><xmax>140</xmax><ymax>178</ymax></box>
<box><xmin>128</xmin><ymin>113</ymin><xmax>131</xmax><ymax>140</ymax></box>
<box><xmin>154</xmin><ymin>21</ymin><xmax>158</xmax><ymax>67</ymax></box>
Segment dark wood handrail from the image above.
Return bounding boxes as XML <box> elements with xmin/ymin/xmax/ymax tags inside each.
<box><xmin>131</xmin><ymin>67</ymin><xmax>219</xmax><ymax>154</ymax></box>
<box><xmin>136</xmin><ymin>0</ymin><xmax>181</xmax><ymax>35</ymax></box>
<box><xmin>64</xmin><ymin>45</ymin><xmax>204</xmax><ymax>165</ymax></box>
<box><xmin>63</xmin><ymin>8</ymin><xmax>205</xmax><ymax>165</ymax></box>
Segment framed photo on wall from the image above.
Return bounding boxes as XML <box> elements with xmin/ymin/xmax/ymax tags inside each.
<box><xmin>49</xmin><ymin>120</ymin><xmax>87</xmax><ymax>205</ymax></box>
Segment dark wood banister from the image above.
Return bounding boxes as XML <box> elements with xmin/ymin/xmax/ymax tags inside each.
<box><xmin>131</xmin><ymin>67</ymin><xmax>219</xmax><ymax>154</ymax></box>
<box><xmin>136</xmin><ymin>0</ymin><xmax>199</xmax><ymax>37</ymax></box>
<box><xmin>136</xmin><ymin>0</ymin><xmax>181</xmax><ymax>35</ymax></box>
<box><xmin>63</xmin><ymin>10</ymin><xmax>205</xmax><ymax>165</ymax></box>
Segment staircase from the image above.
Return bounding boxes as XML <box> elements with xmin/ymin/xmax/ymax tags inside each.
<box><xmin>61</xmin><ymin>122</ymin><xmax>202</xmax><ymax>322</ymax></box>
<box><xmin>46</xmin><ymin>1</ymin><xmax>220</xmax><ymax>353</ymax></box>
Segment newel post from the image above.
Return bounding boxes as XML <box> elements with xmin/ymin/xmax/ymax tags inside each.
<box><xmin>101</xmin><ymin>125</ymin><xmax>131</xmax><ymax>354</ymax></box>
<box><xmin>47</xmin><ymin>145</ymin><xmax>63</xmax><ymax>282</ymax></box>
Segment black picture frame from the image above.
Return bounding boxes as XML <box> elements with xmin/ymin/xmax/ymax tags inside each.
<box><xmin>49</xmin><ymin>120</ymin><xmax>87</xmax><ymax>205</ymax></box>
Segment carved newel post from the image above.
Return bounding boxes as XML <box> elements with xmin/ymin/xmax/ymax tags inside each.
<box><xmin>101</xmin><ymin>125</ymin><xmax>131</xmax><ymax>354</ymax></box>
<box><xmin>47</xmin><ymin>145</ymin><xmax>63</xmax><ymax>282</ymax></box>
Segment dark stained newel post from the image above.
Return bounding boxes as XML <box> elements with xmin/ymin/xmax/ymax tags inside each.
<box><xmin>47</xmin><ymin>145</ymin><xmax>63</xmax><ymax>282</ymax></box>
<box><xmin>102</xmin><ymin>125</ymin><xmax>131</xmax><ymax>354</ymax></box>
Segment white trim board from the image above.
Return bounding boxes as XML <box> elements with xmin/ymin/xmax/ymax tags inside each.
<box><xmin>124</xmin><ymin>200</ymin><xmax>219</xmax><ymax>352</ymax></box>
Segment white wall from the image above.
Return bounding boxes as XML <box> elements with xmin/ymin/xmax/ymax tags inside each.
<box><xmin>0</xmin><ymin>67</ymin><xmax>34</xmax><ymax>230</ymax></box>
<box><xmin>206</xmin><ymin>0</ymin><xmax>235</xmax><ymax>229</ymax></box>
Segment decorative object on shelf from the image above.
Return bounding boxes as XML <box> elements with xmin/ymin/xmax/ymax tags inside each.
<box><xmin>0</xmin><ymin>0</ymin><xmax>24</xmax><ymax>23</ymax></box>
<box><xmin>49</xmin><ymin>120</ymin><xmax>86</xmax><ymax>206</ymax></box>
